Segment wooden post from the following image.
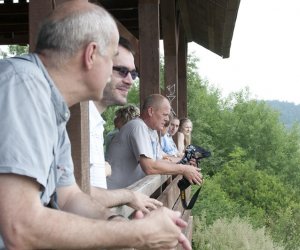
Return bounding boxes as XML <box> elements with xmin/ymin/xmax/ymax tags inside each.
<box><xmin>177</xmin><ymin>20</ymin><xmax>188</xmax><ymax>118</ymax></box>
<box><xmin>67</xmin><ymin>102</ymin><xmax>90</xmax><ymax>193</ymax></box>
<box><xmin>161</xmin><ymin>0</ymin><xmax>179</xmax><ymax>116</ymax></box>
<box><xmin>28</xmin><ymin>0</ymin><xmax>53</xmax><ymax>50</ymax></box>
<box><xmin>138</xmin><ymin>0</ymin><xmax>160</xmax><ymax>104</ymax></box>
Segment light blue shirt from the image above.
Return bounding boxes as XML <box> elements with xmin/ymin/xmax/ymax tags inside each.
<box><xmin>161</xmin><ymin>133</ymin><xmax>178</xmax><ymax>156</ymax></box>
<box><xmin>0</xmin><ymin>54</ymin><xmax>75</xmax><ymax>249</ymax></box>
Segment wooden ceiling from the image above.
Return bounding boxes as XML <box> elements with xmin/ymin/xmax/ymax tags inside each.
<box><xmin>0</xmin><ymin>0</ymin><xmax>240</xmax><ymax>58</ymax></box>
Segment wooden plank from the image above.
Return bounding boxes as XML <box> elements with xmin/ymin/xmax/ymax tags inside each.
<box><xmin>177</xmin><ymin>215</ymin><xmax>193</xmax><ymax>250</ymax></box>
<box><xmin>138</xmin><ymin>0</ymin><xmax>160</xmax><ymax>103</ymax></box>
<box><xmin>177</xmin><ymin>0</ymin><xmax>192</xmax><ymax>42</ymax></box>
<box><xmin>67</xmin><ymin>102</ymin><xmax>90</xmax><ymax>194</ymax></box>
<box><xmin>157</xmin><ymin>175</ymin><xmax>181</xmax><ymax>208</ymax></box>
<box><xmin>177</xmin><ymin>20</ymin><xmax>187</xmax><ymax>118</ymax></box>
<box><xmin>161</xmin><ymin>0</ymin><xmax>179</xmax><ymax>116</ymax></box>
<box><xmin>111</xmin><ymin>174</ymin><xmax>170</xmax><ymax>218</ymax></box>
<box><xmin>115</xmin><ymin>20</ymin><xmax>140</xmax><ymax>70</ymax></box>
<box><xmin>28</xmin><ymin>0</ymin><xmax>53</xmax><ymax>50</ymax></box>
<box><xmin>95</xmin><ymin>1</ymin><xmax>140</xmax><ymax>69</ymax></box>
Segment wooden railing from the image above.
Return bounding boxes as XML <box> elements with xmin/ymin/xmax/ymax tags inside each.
<box><xmin>111</xmin><ymin>174</ymin><xmax>193</xmax><ymax>250</ymax></box>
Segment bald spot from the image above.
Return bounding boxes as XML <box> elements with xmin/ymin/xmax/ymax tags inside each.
<box><xmin>142</xmin><ymin>94</ymin><xmax>170</xmax><ymax>112</ymax></box>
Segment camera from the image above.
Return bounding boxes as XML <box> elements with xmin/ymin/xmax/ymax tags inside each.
<box><xmin>177</xmin><ymin>144</ymin><xmax>211</xmax><ymax>190</ymax></box>
<box><xmin>177</xmin><ymin>145</ymin><xmax>211</xmax><ymax>209</ymax></box>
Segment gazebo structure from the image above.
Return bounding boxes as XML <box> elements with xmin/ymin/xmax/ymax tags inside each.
<box><xmin>0</xmin><ymin>0</ymin><xmax>241</xmax><ymax>246</ymax></box>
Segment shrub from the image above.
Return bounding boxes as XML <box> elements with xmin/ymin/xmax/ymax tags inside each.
<box><xmin>193</xmin><ymin>216</ymin><xmax>284</xmax><ymax>250</ymax></box>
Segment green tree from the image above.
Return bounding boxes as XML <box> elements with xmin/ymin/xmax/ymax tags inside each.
<box><xmin>8</xmin><ymin>44</ymin><xmax>29</xmax><ymax>56</ymax></box>
<box><xmin>0</xmin><ymin>45</ymin><xmax>29</xmax><ymax>58</ymax></box>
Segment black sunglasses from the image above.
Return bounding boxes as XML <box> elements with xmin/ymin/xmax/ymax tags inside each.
<box><xmin>113</xmin><ymin>66</ymin><xmax>138</xmax><ymax>80</ymax></box>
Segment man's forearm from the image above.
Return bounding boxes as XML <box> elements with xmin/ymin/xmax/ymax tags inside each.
<box><xmin>141</xmin><ymin>157</ymin><xmax>186</xmax><ymax>176</ymax></box>
<box><xmin>0</xmin><ymin>175</ymin><xmax>136</xmax><ymax>249</ymax></box>
<box><xmin>16</xmin><ymin>208</ymin><xmax>143</xmax><ymax>249</ymax></box>
<box><xmin>90</xmin><ymin>186</ymin><xmax>134</xmax><ymax>208</ymax></box>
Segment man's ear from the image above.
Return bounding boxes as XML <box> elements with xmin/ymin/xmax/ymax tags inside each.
<box><xmin>148</xmin><ymin>107</ymin><xmax>153</xmax><ymax>117</ymax></box>
<box><xmin>84</xmin><ymin>42</ymin><xmax>98</xmax><ymax>70</ymax></box>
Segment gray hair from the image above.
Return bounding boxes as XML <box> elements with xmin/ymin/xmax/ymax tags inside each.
<box><xmin>35</xmin><ymin>4</ymin><xmax>117</xmax><ymax>62</ymax></box>
<box><xmin>142</xmin><ymin>94</ymin><xmax>168</xmax><ymax>112</ymax></box>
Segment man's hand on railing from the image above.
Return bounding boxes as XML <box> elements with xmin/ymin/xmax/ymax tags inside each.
<box><xmin>127</xmin><ymin>191</ymin><xmax>163</xmax><ymax>214</ymax></box>
<box><xmin>181</xmin><ymin>164</ymin><xmax>203</xmax><ymax>185</ymax></box>
<box><xmin>134</xmin><ymin>207</ymin><xmax>192</xmax><ymax>250</ymax></box>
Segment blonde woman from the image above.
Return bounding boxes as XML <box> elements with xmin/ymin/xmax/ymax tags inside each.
<box><xmin>177</xmin><ymin>118</ymin><xmax>193</xmax><ymax>156</ymax></box>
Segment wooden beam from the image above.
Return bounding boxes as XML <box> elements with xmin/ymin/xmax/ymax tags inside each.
<box><xmin>67</xmin><ymin>102</ymin><xmax>90</xmax><ymax>194</ymax></box>
<box><xmin>94</xmin><ymin>0</ymin><xmax>140</xmax><ymax>68</ymax></box>
<box><xmin>138</xmin><ymin>0</ymin><xmax>160</xmax><ymax>104</ymax></box>
<box><xmin>161</xmin><ymin>0</ymin><xmax>178</xmax><ymax>116</ymax></box>
<box><xmin>111</xmin><ymin>174</ymin><xmax>170</xmax><ymax>218</ymax></box>
<box><xmin>177</xmin><ymin>0</ymin><xmax>192</xmax><ymax>42</ymax></box>
<box><xmin>28</xmin><ymin>0</ymin><xmax>53</xmax><ymax>50</ymax></box>
<box><xmin>157</xmin><ymin>175</ymin><xmax>181</xmax><ymax>208</ymax></box>
<box><xmin>177</xmin><ymin>20</ymin><xmax>188</xmax><ymax>118</ymax></box>
<box><xmin>115</xmin><ymin>20</ymin><xmax>140</xmax><ymax>70</ymax></box>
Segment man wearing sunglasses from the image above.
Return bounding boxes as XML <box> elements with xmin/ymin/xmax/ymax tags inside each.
<box><xmin>89</xmin><ymin>37</ymin><xmax>161</xmax><ymax>213</ymax></box>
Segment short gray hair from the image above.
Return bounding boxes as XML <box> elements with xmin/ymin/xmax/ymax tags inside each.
<box><xmin>35</xmin><ymin>4</ymin><xmax>117</xmax><ymax>60</ymax></box>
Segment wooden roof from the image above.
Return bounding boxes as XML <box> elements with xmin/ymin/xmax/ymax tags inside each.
<box><xmin>0</xmin><ymin>0</ymin><xmax>240</xmax><ymax>58</ymax></box>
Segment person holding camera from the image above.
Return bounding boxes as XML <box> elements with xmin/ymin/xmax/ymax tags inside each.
<box><xmin>0</xmin><ymin>2</ymin><xmax>191</xmax><ymax>249</ymax></box>
<box><xmin>106</xmin><ymin>94</ymin><xmax>203</xmax><ymax>189</ymax></box>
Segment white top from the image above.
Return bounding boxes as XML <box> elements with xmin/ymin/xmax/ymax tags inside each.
<box><xmin>89</xmin><ymin>101</ymin><xmax>107</xmax><ymax>189</ymax></box>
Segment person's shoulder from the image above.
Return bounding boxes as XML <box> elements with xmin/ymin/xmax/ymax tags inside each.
<box><xmin>2</xmin><ymin>54</ymin><xmax>46</xmax><ymax>82</ymax></box>
<box><xmin>124</xmin><ymin>117</ymin><xmax>144</xmax><ymax>128</ymax></box>
<box><xmin>119</xmin><ymin>118</ymin><xmax>146</xmax><ymax>137</ymax></box>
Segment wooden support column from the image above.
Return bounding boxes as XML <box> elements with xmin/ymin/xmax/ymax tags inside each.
<box><xmin>67</xmin><ymin>102</ymin><xmax>90</xmax><ymax>193</ymax></box>
<box><xmin>177</xmin><ymin>20</ymin><xmax>188</xmax><ymax>118</ymax></box>
<box><xmin>138</xmin><ymin>0</ymin><xmax>160</xmax><ymax>105</ymax></box>
<box><xmin>161</xmin><ymin>0</ymin><xmax>179</xmax><ymax>116</ymax></box>
<box><xmin>29</xmin><ymin>0</ymin><xmax>53</xmax><ymax>50</ymax></box>
<box><xmin>29</xmin><ymin>0</ymin><xmax>90</xmax><ymax>193</ymax></box>
<box><xmin>116</xmin><ymin>21</ymin><xmax>140</xmax><ymax>70</ymax></box>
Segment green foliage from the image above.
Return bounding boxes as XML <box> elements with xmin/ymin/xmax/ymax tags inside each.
<box><xmin>193</xmin><ymin>216</ymin><xmax>284</xmax><ymax>250</ymax></box>
<box><xmin>127</xmin><ymin>81</ymin><xmax>140</xmax><ymax>106</ymax></box>
<box><xmin>8</xmin><ymin>44</ymin><xmax>29</xmax><ymax>56</ymax></box>
<box><xmin>192</xmin><ymin>177</ymin><xmax>243</xmax><ymax>226</ymax></box>
<box><xmin>0</xmin><ymin>45</ymin><xmax>29</xmax><ymax>59</ymax></box>
<box><xmin>183</xmin><ymin>53</ymin><xmax>300</xmax><ymax>249</ymax></box>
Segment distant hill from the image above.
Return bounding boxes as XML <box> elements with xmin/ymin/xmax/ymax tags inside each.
<box><xmin>265</xmin><ymin>100</ymin><xmax>300</xmax><ymax>128</ymax></box>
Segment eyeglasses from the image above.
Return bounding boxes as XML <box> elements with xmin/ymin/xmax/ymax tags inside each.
<box><xmin>113</xmin><ymin>66</ymin><xmax>138</xmax><ymax>80</ymax></box>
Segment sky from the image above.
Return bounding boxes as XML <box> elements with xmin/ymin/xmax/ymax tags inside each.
<box><xmin>187</xmin><ymin>0</ymin><xmax>300</xmax><ymax>105</ymax></box>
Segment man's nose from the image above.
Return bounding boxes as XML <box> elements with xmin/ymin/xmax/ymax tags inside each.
<box><xmin>124</xmin><ymin>73</ymin><xmax>134</xmax><ymax>86</ymax></box>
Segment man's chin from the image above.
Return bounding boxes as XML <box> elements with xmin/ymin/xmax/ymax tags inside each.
<box><xmin>115</xmin><ymin>97</ymin><xmax>127</xmax><ymax>106</ymax></box>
